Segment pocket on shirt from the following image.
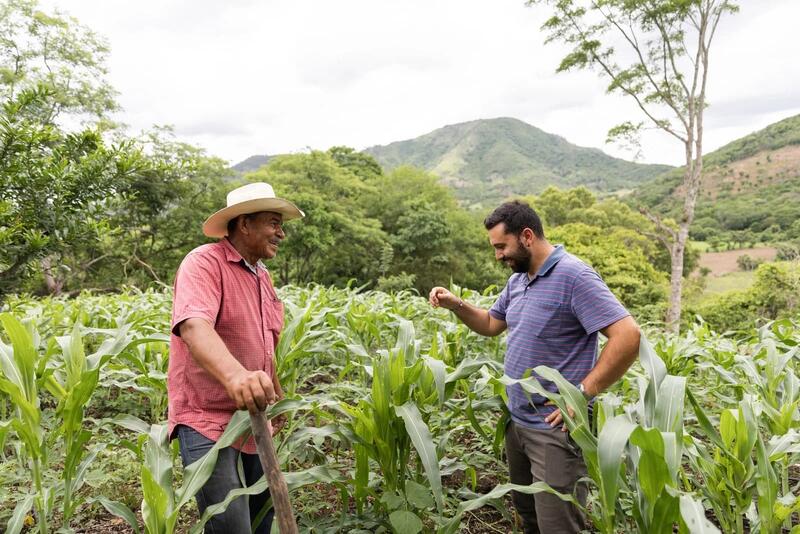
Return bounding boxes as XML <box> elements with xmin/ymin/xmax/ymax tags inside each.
<box><xmin>529</xmin><ymin>301</ymin><xmax>564</xmax><ymax>338</ymax></box>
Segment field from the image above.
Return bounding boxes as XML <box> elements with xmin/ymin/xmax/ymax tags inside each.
<box><xmin>698</xmin><ymin>247</ymin><xmax>777</xmax><ymax>276</ymax></box>
<box><xmin>1</xmin><ymin>287</ymin><xmax>799</xmax><ymax>533</ymax></box>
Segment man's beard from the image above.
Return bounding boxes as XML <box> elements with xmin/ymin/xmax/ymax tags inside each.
<box><xmin>504</xmin><ymin>241</ymin><xmax>531</xmax><ymax>273</ymax></box>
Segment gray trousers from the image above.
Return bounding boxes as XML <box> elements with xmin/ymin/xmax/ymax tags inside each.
<box><xmin>176</xmin><ymin>425</ymin><xmax>274</xmax><ymax>534</ymax></box>
<box><xmin>505</xmin><ymin>421</ymin><xmax>588</xmax><ymax>534</ymax></box>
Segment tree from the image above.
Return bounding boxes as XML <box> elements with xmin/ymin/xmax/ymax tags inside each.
<box><xmin>0</xmin><ymin>87</ymin><xmax>139</xmax><ymax>299</ymax></box>
<box><xmin>245</xmin><ymin>151</ymin><xmax>389</xmax><ymax>287</ymax></box>
<box><xmin>0</xmin><ymin>0</ymin><xmax>117</xmax><ymax>121</ymax></box>
<box><xmin>62</xmin><ymin>127</ymin><xmax>230</xmax><ymax>290</ymax></box>
<box><xmin>529</xmin><ymin>0</ymin><xmax>738</xmax><ymax>332</ymax></box>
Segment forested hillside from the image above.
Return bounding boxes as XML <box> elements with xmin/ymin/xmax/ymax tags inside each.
<box><xmin>633</xmin><ymin>114</ymin><xmax>800</xmax><ymax>247</ymax></box>
<box><xmin>363</xmin><ymin>117</ymin><xmax>671</xmax><ymax>205</ymax></box>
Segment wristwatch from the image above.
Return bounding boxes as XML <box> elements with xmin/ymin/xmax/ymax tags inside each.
<box><xmin>578</xmin><ymin>382</ymin><xmax>593</xmax><ymax>400</ymax></box>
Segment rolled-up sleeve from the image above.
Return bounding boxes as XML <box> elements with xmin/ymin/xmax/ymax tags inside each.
<box><xmin>171</xmin><ymin>251</ymin><xmax>222</xmax><ymax>336</ymax></box>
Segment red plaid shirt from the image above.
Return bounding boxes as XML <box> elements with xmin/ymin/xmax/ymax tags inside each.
<box><xmin>168</xmin><ymin>238</ymin><xmax>283</xmax><ymax>453</ymax></box>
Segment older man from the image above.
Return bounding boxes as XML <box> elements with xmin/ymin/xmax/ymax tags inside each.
<box><xmin>430</xmin><ymin>200</ymin><xmax>640</xmax><ymax>534</ymax></box>
<box><xmin>168</xmin><ymin>182</ymin><xmax>303</xmax><ymax>533</ymax></box>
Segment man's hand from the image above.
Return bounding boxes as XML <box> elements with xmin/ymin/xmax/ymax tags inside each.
<box><xmin>225</xmin><ymin>368</ymin><xmax>277</xmax><ymax>413</ymax></box>
<box><xmin>429</xmin><ymin>287</ymin><xmax>461</xmax><ymax>310</ymax></box>
<box><xmin>545</xmin><ymin>403</ymin><xmax>575</xmax><ymax>432</ymax></box>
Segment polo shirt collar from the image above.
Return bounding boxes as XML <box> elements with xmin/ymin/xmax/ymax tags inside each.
<box><xmin>526</xmin><ymin>245</ymin><xmax>565</xmax><ymax>283</ymax></box>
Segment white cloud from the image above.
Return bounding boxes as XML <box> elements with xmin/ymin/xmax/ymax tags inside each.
<box><xmin>45</xmin><ymin>0</ymin><xmax>800</xmax><ymax>167</ymax></box>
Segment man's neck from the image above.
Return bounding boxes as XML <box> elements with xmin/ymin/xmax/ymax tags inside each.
<box><xmin>227</xmin><ymin>236</ymin><xmax>260</xmax><ymax>266</ymax></box>
<box><xmin>528</xmin><ymin>241</ymin><xmax>555</xmax><ymax>278</ymax></box>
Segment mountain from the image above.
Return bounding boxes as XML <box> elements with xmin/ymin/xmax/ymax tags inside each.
<box><xmin>231</xmin><ymin>154</ymin><xmax>271</xmax><ymax>174</ymax></box>
<box><xmin>363</xmin><ymin>117</ymin><xmax>672</xmax><ymax>205</ymax></box>
<box><xmin>633</xmin><ymin>114</ymin><xmax>800</xmax><ymax>243</ymax></box>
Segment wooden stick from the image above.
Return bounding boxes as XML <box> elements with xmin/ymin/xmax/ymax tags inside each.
<box><xmin>249</xmin><ymin>411</ymin><xmax>298</xmax><ymax>534</ymax></box>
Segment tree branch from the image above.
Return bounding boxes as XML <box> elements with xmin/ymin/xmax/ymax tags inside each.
<box><xmin>639</xmin><ymin>207</ymin><xmax>677</xmax><ymax>249</ymax></box>
<box><xmin>562</xmin><ymin>8</ymin><xmax>687</xmax><ymax>143</ymax></box>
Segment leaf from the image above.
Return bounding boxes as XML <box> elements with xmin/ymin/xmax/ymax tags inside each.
<box><xmin>5</xmin><ymin>495</ymin><xmax>35</xmax><ymax>534</ymax></box>
<box><xmin>141</xmin><ymin>466</ymin><xmax>168</xmax><ymax>534</ymax></box>
<box><xmin>381</xmin><ymin>492</ymin><xmax>405</xmax><ymax>511</ymax></box>
<box><xmin>175</xmin><ymin>411</ymin><xmax>251</xmax><ymax>509</ymax></box>
<box><xmin>421</xmin><ymin>355</ymin><xmax>446</xmax><ymax>406</ymax></box>
<box><xmin>189</xmin><ymin>477</ymin><xmax>269</xmax><ymax>534</ymax></box>
<box><xmin>284</xmin><ymin>465</ymin><xmax>346</xmax><ymax>490</ymax></box>
<box><xmin>389</xmin><ymin>510</ymin><xmax>422</xmax><ymax>534</ymax></box>
<box><xmin>111</xmin><ymin>414</ymin><xmax>152</xmax><ymax>435</ymax></box>
<box><xmin>144</xmin><ymin>424</ymin><xmax>173</xmax><ymax>499</ymax></box>
<box><xmin>679</xmin><ymin>495</ymin><xmax>720</xmax><ymax>533</ymax></box>
<box><xmin>94</xmin><ymin>497</ymin><xmax>141</xmax><ymax>534</ymax></box>
<box><xmin>755</xmin><ymin>437</ymin><xmax>779</xmax><ymax>531</ymax></box>
<box><xmin>653</xmin><ymin>375</ymin><xmax>685</xmax><ymax>435</ymax></box>
<box><xmin>459</xmin><ymin>481</ymin><xmax>577</xmax><ymax>514</ymax></box>
<box><xmin>597</xmin><ymin>416</ymin><xmax>637</xmax><ymax>521</ymax></box>
<box><xmin>395</xmin><ymin>402</ymin><xmax>443</xmax><ymax>512</ymax></box>
<box><xmin>405</xmin><ymin>480</ymin><xmax>434</xmax><ymax>510</ymax></box>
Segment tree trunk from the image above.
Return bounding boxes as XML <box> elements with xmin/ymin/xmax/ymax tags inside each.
<box><xmin>42</xmin><ymin>256</ymin><xmax>64</xmax><ymax>296</ymax></box>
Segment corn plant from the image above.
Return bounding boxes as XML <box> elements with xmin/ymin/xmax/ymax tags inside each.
<box><xmin>0</xmin><ymin>312</ymin><xmax>160</xmax><ymax>533</ymax></box>
<box><xmin>100</xmin><ymin>411</ymin><xmax>260</xmax><ymax>534</ymax></box>
<box><xmin>489</xmin><ymin>335</ymin><xmax>718</xmax><ymax>533</ymax></box>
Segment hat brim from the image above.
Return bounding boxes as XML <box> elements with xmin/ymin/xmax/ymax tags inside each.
<box><xmin>202</xmin><ymin>198</ymin><xmax>305</xmax><ymax>238</ymax></box>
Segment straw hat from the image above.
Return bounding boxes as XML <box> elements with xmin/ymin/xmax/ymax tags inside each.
<box><xmin>202</xmin><ymin>182</ymin><xmax>304</xmax><ymax>238</ymax></box>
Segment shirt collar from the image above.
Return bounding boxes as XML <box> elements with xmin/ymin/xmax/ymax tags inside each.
<box><xmin>221</xmin><ymin>238</ymin><xmax>266</xmax><ymax>273</ymax></box>
<box><xmin>221</xmin><ymin>237</ymin><xmax>244</xmax><ymax>263</ymax></box>
<box><xmin>538</xmin><ymin>245</ymin><xmax>565</xmax><ymax>277</ymax></box>
<box><xmin>525</xmin><ymin>245</ymin><xmax>566</xmax><ymax>283</ymax></box>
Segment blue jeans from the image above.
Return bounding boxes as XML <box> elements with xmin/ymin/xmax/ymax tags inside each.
<box><xmin>176</xmin><ymin>425</ymin><xmax>274</xmax><ymax>534</ymax></box>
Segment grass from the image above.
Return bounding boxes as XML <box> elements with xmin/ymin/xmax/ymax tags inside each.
<box><xmin>693</xmin><ymin>271</ymin><xmax>756</xmax><ymax>306</ymax></box>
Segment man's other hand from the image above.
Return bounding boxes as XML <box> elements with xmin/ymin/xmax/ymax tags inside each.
<box><xmin>429</xmin><ymin>286</ymin><xmax>460</xmax><ymax>310</ymax></box>
<box><xmin>226</xmin><ymin>369</ymin><xmax>277</xmax><ymax>413</ymax></box>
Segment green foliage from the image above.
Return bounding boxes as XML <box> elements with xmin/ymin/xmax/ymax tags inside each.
<box><xmin>3</xmin><ymin>287</ymin><xmax>800</xmax><ymax>531</ymax></box>
<box><xmin>524</xmin><ymin>186</ymin><xmax>699</xmax><ymax>276</ymax></box>
<box><xmin>243</xmin><ymin>155</ymin><xmax>505</xmax><ymax>294</ymax></box>
<box><xmin>0</xmin><ymin>87</ymin><xmax>142</xmax><ymax>299</ymax></box>
<box><xmin>244</xmin><ymin>150</ymin><xmax>388</xmax><ymax>287</ymax></box>
<box><xmin>61</xmin><ymin>127</ymin><xmax>229</xmax><ymax>290</ymax></box>
<box><xmin>633</xmin><ymin>114</ymin><xmax>800</xmax><ymax>245</ymax></box>
<box><xmin>548</xmin><ymin>223</ymin><xmax>667</xmax><ymax>316</ymax></box>
<box><xmin>692</xmin><ymin>261</ymin><xmax>800</xmax><ymax>331</ymax></box>
<box><xmin>0</xmin><ymin>0</ymin><xmax>117</xmax><ymax>120</ymax></box>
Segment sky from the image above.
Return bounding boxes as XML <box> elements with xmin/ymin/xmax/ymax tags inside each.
<box><xmin>44</xmin><ymin>0</ymin><xmax>800</xmax><ymax>167</ymax></box>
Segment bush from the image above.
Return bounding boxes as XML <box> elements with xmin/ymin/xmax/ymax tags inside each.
<box><xmin>695</xmin><ymin>261</ymin><xmax>800</xmax><ymax>331</ymax></box>
<box><xmin>736</xmin><ymin>254</ymin><xmax>763</xmax><ymax>271</ymax></box>
<box><xmin>776</xmin><ymin>242</ymin><xmax>800</xmax><ymax>261</ymax></box>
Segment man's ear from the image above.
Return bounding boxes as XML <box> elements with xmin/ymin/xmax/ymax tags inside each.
<box><xmin>521</xmin><ymin>227</ymin><xmax>535</xmax><ymax>246</ymax></box>
<box><xmin>234</xmin><ymin>215</ymin><xmax>247</xmax><ymax>235</ymax></box>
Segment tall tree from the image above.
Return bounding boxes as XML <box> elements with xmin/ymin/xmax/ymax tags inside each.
<box><xmin>0</xmin><ymin>0</ymin><xmax>117</xmax><ymax>121</ymax></box>
<box><xmin>529</xmin><ymin>0</ymin><xmax>738</xmax><ymax>331</ymax></box>
<box><xmin>0</xmin><ymin>87</ymin><xmax>139</xmax><ymax>299</ymax></box>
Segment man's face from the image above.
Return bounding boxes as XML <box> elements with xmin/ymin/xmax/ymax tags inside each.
<box><xmin>488</xmin><ymin>223</ymin><xmax>531</xmax><ymax>273</ymax></box>
<box><xmin>242</xmin><ymin>211</ymin><xmax>285</xmax><ymax>260</ymax></box>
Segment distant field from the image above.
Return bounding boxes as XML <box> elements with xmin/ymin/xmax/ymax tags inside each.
<box><xmin>698</xmin><ymin>246</ymin><xmax>777</xmax><ymax>276</ymax></box>
<box><xmin>703</xmin><ymin>270</ymin><xmax>756</xmax><ymax>295</ymax></box>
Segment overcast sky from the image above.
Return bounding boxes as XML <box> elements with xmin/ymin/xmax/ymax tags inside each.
<box><xmin>46</xmin><ymin>0</ymin><xmax>800</xmax><ymax>167</ymax></box>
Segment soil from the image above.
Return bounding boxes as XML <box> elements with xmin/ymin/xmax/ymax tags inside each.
<box><xmin>699</xmin><ymin>247</ymin><xmax>777</xmax><ymax>276</ymax></box>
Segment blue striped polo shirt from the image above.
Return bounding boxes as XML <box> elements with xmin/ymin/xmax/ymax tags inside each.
<box><xmin>489</xmin><ymin>245</ymin><xmax>630</xmax><ymax>429</ymax></box>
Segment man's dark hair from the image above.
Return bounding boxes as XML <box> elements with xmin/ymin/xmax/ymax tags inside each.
<box><xmin>484</xmin><ymin>200</ymin><xmax>545</xmax><ymax>238</ymax></box>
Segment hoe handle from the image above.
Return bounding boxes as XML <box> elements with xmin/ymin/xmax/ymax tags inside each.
<box><xmin>249</xmin><ymin>411</ymin><xmax>298</xmax><ymax>534</ymax></box>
